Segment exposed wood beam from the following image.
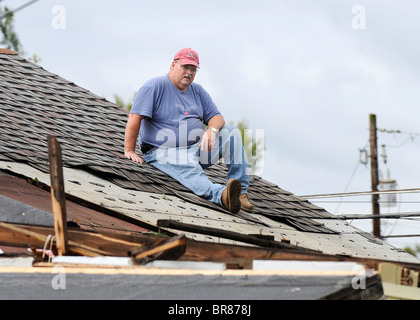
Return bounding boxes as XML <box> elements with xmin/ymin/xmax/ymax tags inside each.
<box><xmin>0</xmin><ymin>222</ymin><xmax>151</xmax><ymax>257</ymax></box>
<box><xmin>47</xmin><ymin>135</ymin><xmax>68</xmax><ymax>255</ymax></box>
<box><xmin>157</xmin><ymin>219</ymin><xmax>315</xmax><ymax>252</ymax></box>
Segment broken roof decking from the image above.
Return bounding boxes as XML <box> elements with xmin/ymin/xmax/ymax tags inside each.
<box><xmin>0</xmin><ymin>49</ymin><xmax>333</xmax><ymax>232</ymax></box>
<box><xmin>0</xmin><ymin>49</ymin><xmax>418</xmax><ymax>264</ymax></box>
<box><xmin>0</xmin><ymin>170</ymin><xmax>148</xmax><ymax>234</ymax></box>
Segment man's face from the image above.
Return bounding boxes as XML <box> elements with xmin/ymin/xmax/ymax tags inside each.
<box><xmin>170</xmin><ymin>60</ymin><xmax>197</xmax><ymax>91</ymax></box>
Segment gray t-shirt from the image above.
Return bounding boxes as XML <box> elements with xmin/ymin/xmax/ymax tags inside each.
<box><xmin>131</xmin><ymin>75</ymin><xmax>221</xmax><ymax>148</ymax></box>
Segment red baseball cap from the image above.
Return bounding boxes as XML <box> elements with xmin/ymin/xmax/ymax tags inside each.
<box><xmin>174</xmin><ymin>48</ymin><xmax>200</xmax><ymax>68</ymax></box>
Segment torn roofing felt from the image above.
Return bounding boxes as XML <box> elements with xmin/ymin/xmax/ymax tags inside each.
<box><xmin>0</xmin><ymin>49</ymin><xmax>335</xmax><ymax>234</ymax></box>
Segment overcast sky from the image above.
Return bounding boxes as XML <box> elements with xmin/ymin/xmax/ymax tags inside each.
<box><xmin>3</xmin><ymin>0</ymin><xmax>420</xmax><ymax>249</ymax></box>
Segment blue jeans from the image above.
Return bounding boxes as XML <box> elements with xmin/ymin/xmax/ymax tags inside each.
<box><xmin>144</xmin><ymin>125</ymin><xmax>250</xmax><ymax>206</ymax></box>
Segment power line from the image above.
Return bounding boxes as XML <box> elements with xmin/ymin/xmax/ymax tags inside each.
<box><xmin>382</xmin><ymin>234</ymin><xmax>420</xmax><ymax>239</ymax></box>
<box><xmin>335</xmin><ymin>212</ymin><xmax>420</xmax><ymax>220</ymax></box>
<box><xmin>378</xmin><ymin>127</ymin><xmax>420</xmax><ymax>137</ymax></box>
<box><xmin>377</xmin><ymin>127</ymin><xmax>420</xmax><ymax>149</ymax></box>
<box><xmin>299</xmin><ymin>187</ymin><xmax>420</xmax><ymax>199</ymax></box>
<box><xmin>334</xmin><ymin>159</ymin><xmax>360</xmax><ymax>214</ymax></box>
<box><xmin>0</xmin><ymin>0</ymin><xmax>40</xmax><ymax>20</ymax></box>
<box><xmin>312</xmin><ymin>200</ymin><xmax>420</xmax><ymax>204</ymax></box>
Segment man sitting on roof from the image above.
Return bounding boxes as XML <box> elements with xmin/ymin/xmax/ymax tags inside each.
<box><xmin>124</xmin><ymin>48</ymin><xmax>253</xmax><ymax>214</ymax></box>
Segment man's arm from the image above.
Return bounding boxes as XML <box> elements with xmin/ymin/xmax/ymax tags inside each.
<box><xmin>200</xmin><ymin>115</ymin><xmax>225</xmax><ymax>152</ymax></box>
<box><xmin>124</xmin><ymin>113</ymin><xmax>144</xmax><ymax>164</ymax></box>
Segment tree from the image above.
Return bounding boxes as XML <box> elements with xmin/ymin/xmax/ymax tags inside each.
<box><xmin>404</xmin><ymin>245</ymin><xmax>420</xmax><ymax>258</ymax></box>
<box><xmin>114</xmin><ymin>93</ymin><xmax>135</xmax><ymax>112</ymax></box>
<box><xmin>230</xmin><ymin>119</ymin><xmax>265</xmax><ymax>176</ymax></box>
<box><xmin>0</xmin><ymin>6</ymin><xmax>23</xmax><ymax>54</ymax></box>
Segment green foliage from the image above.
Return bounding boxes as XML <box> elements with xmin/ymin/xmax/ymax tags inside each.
<box><xmin>28</xmin><ymin>53</ymin><xmax>41</xmax><ymax>64</ymax></box>
<box><xmin>404</xmin><ymin>244</ymin><xmax>420</xmax><ymax>257</ymax></box>
<box><xmin>114</xmin><ymin>93</ymin><xmax>136</xmax><ymax>112</ymax></box>
<box><xmin>230</xmin><ymin>119</ymin><xmax>265</xmax><ymax>175</ymax></box>
<box><xmin>0</xmin><ymin>6</ymin><xmax>23</xmax><ymax>54</ymax></box>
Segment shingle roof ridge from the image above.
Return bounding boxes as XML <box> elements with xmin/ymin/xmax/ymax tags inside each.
<box><xmin>0</xmin><ymin>51</ymin><xmax>336</xmax><ymax>234</ymax></box>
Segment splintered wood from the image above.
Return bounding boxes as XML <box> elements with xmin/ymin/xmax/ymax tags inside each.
<box><xmin>129</xmin><ymin>234</ymin><xmax>186</xmax><ymax>264</ymax></box>
<box><xmin>0</xmin><ymin>221</ymin><xmax>185</xmax><ymax>264</ymax></box>
<box><xmin>0</xmin><ymin>135</ymin><xmax>187</xmax><ymax>266</ymax></box>
<box><xmin>47</xmin><ymin>135</ymin><xmax>69</xmax><ymax>256</ymax></box>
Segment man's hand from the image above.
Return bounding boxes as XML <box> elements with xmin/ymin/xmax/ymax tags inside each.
<box><xmin>124</xmin><ymin>114</ymin><xmax>144</xmax><ymax>164</ymax></box>
<box><xmin>200</xmin><ymin>128</ymin><xmax>217</xmax><ymax>152</ymax></box>
<box><xmin>200</xmin><ymin>115</ymin><xmax>225</xmax><ymax>152</ymax></box>
<box><xmin>124</xmin><ymin>150</ymin><xmax>144</xmax><ymax>164</ymax></box>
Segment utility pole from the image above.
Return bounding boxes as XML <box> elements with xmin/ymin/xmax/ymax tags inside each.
<box><xmin>369</xmin><ymin>114</ymin><xmax>381</xmax><ymax>238</ymax></box>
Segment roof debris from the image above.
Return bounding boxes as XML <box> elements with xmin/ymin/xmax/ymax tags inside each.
<box><xmin>1</xmin><ymin>50</ymin><xmax>420</xmax><ymax>300</ymax></box>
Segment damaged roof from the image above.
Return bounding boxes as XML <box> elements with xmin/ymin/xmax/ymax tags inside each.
<box><xmin>0</xmin><ymin>48</ymin><xmax>418</xmax><ymax>264</ymax></box>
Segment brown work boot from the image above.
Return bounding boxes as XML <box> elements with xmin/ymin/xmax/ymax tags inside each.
<box><xmin>240</xmin><ymin>194</ymin><xmax>254</xmax><ymax>213</ymax></box>
<box><xmin>221</xmin><ymin>179</ymin><xmax>242</xmax><ymax>214</ymax></box>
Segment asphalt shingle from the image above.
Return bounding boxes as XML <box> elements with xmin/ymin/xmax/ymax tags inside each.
<box><xmin>0</xmin><ymin>50</ymin><xmax>335</xmax><ymax>235</ymax></box>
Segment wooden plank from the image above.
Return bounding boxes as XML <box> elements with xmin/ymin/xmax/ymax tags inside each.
<box><xmin>130</xmin><ymin>234</ymin><xmax>186</xmax><ymax>264</ymax></box>
<box><xmin>0</xmin><ymin>222</ymin><xmax>49</xmax><ymax>245</ymax></box>
<box><xmin>0</xmin><ymin>222</ymin><xmax>170</xmax><ymax>257</ymax></box>
<box><xmin>157</xmin><ymin>219</ymin><xmax>317</xmax><ymax>252</ymax></box>
<box><xmin>2</xmin><ymin>222</ymin><xmax>420</xmax><ymax>272</ymax></box>
<box><xmin>0</xmin><ymin>222</ymin><xmax>109</xmax><ymax>257</ymax></box>
<box><xmin>0</xmin><ymin>222</ymin><xmax>149</xmax><ymax>257</ymax></box>
<box><xmin>0</xmin><ymin>222</ymin><xmax>108</xmax><ymax>257</ymax></box>
<box><xmin>182</xmin><ymin>239</ymin><xmax>368</xmax><ymax>269</ymax></box>
<box><xmin>47</xmin><ymin>135</ymin><xmax>68</xmax><ymax>255</ymax></box>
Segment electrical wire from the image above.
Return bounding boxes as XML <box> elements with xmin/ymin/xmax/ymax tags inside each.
<box><xmin>334</xmin><ymin>159</ymin><xmax>360</xmax><ymax>214</ymax></box>
<box><xmin>318</xmin><ymin>211</ymin><xmax>420</xmax><ymax>220</ymax></box>
<box><xmin>0</xmin><ymin>0</ymin><xmax>40</xmax><ymax>20</ymax></box>
<box><xmin>311</xmin><ymin>199</ymin><xmax>420</xmax><ymax>203</ymax></box>
<box><xmin>299</xmin><ymin>187</ymin><xmax>420</xmax><ymax>199</ymax></box>
<box><xmin>382</xmin><ymin>234</ymin><xmax>420</xmax><ymax>239</ymax></box>
<box><xmin>378</xmin><ymin>128</ymin><xmax>420</xmax><ymax>137</ymax></box>
<box><xmin>386</xmin><ymin>136</ymin><xmax>415</xmax><ymax>149</ymax></box>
